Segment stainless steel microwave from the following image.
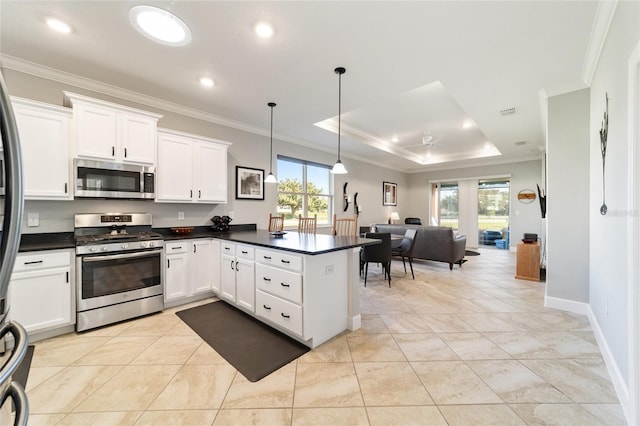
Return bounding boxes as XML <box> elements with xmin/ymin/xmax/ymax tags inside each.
<box><xmin>74</xmin><ymin>159</ymin><xmax>155</xmax><ymax>199</ymax></box>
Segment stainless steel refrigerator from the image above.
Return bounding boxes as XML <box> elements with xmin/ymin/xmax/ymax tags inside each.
<box><xmin>0</xmin><ymin>71</ymin><xmax>29</xmax><ymax>424</ymax></box>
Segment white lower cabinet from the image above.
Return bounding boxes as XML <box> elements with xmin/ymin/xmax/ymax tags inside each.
<box><xmin>219</xmin><ymin>242</ymin><xmax>255</xmax><ymax>312</ymax></box>
<box><xmin>9</xmin><ymin>249</ymin><xmax>74</xmax><ymax>334</ymax></box>
<box><xmin>164</xmin><ymin>239</ymin><xmax>218</xmax><ymax>306</ymax></box>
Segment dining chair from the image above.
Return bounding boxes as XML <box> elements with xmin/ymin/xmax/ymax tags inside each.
<box><xmin>268</xmin><ymin>213</ymin><xmax>284</xmax><ymax>232</ymax></box>
<box><xmin>361</xmin><ymin>232</ymin><xmax>392</xmax><ymax>287</ymax></box>
<box><xmin>404</xmin><ymin>217</ymin><xmax>422</xmax><ymax>225</ymax></box>
<box><xmin>331</xmin><ymin>214</ymin><xmax>357</xmax><ymax>237</ymax></box>
<box><xmin>297</xmin><ymin>214</ymin><xmax>317</xmax><ymax>233</ymax></box>
<box><xmin>391</xmin><ymin>228</ymin><xmax>418</xmax><ymax>279</ymax></box>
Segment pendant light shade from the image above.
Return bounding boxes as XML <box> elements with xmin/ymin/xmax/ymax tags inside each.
<box><xmin>265</xmin><ymin>102</ymin><xmax>278</xmax><ymax>183</ymax></box>
<box><xmin>331</xmin><ymin>67</ymin><xmax>348</xmax><ymax>174</ymax></box>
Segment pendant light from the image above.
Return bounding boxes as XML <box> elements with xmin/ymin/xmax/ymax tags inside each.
<box><xmin>264</xmin><ymin>102</ymin><xmax>278</xmax><ymax>183</ymax></box>
<box><xmin>331</xmin><ymin>67</ymin><xmax>348</xmax><ymax>174</ymax></box>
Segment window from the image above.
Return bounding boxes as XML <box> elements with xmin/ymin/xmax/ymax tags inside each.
<box><xmin>276</xmin><ymin>156</ymin><xmax>333</xmax><ymax>228</ymax></box>
<box><xmin>438</xmin><ymin>183</ymin><xmax>459</xmax><ymax>229</ymax></box>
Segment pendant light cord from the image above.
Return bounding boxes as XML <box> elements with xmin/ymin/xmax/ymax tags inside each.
<box><xmin>268</xmin><ymin>102</ymin><xmax>276</xmax><ymax>174</ymax></box>
<box><xmin>337</xmin><ymin>72</ymin><xmax>342</xmax><ymax>162</ymax></box>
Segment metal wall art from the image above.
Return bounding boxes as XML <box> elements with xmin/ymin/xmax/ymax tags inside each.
<box><xmin>599</xmin><ymin>92</ymin><xmax>609</xmax><ymax>215</ymax></box>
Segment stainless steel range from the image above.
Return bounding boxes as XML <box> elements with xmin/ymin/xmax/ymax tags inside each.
<box><xmin>75</xmin><ymin>213</ymin><xmax>164</xmax><ymax>332</ymax></box>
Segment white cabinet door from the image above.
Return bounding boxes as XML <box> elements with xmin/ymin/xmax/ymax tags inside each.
<box><xmin>220</xmin><ymin>254</ymin><xmax>236</xmax><ymax>302</ymax></box>
<box><xmin>195</xmin><ymin>142</ymin><xmax>227</xmax><ymax>203</ymax></box>
<box><xmin>10</xmin><ymin>267</ymin><xmax>72</xmax><ymax>333</ymax></box>
<box><xmin>156</xmin><ymin>131</ymin><xmax>194</xmax><ymax>202</ymax></box>
<box><xmin>236</xmin><ymin>258</ymin><xmax>255</xmax><ymax>312</ymax></box>
<box><xmin>210</xmin><ymin>239</ymin><xmax>221</xmax><ymax>294</ymax></box>
<box><xmin>12</xmin><ymin>98</ymin><xmax>72</xmax><ymax>200</ymax></box>
<box><xmin>157</xmin><ymin>132</ymin><xmax>193</xmax><ymax>201</ymax></box>
<box><xmin>74</xmin><ymin>103</ymin><xmax>118</xmax><ymax>160</ymax></box>
<box><xmin>118</xmin><ymin>113</ymin><xmax>157</xmax><ymax>164</ymax></box>
<box><xmin>164</xmin><ymin>244</ymin><xmax>189</xmax><ymax>302</ymax></box>
<box><xmin>191</xmin><ymin>239</ymin><xmax>213</xmax><ymax>295</ymax></box>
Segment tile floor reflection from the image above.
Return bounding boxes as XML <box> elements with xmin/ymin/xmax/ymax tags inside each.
<box><xmin>24</xmin><ymin>248</ymin><xmax>626</xmax><ymax>425</ymax></box>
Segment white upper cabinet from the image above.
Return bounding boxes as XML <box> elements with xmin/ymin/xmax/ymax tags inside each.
<box><xmin>11</xmin><ymin>97</ymin><xmax>73</xmax><ymax>200</ymax></box>
<box><xmin>156</xmin><ymin>128</ymin><xmax>230</xmax><ymax>204</ymax></box>
<box><xmin>64</xmin><ymin>91</ymin><xmax>162</xmax><ymax>165</ymax></box>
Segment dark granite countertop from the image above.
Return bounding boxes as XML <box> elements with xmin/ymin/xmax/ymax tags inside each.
<box><xmin>212</xmin><ymin>230</ymin><xmax>378</xmax><ymax>255</ymax></box>
<box><xmin>154</xmin><ymin>224</ymin><xmax>257</xmax><ymax>241</ymax></box>
<box><xmin>18</xmin><ymin>232</ymin><xmax>75</xmax><ymax>252</ymax></box>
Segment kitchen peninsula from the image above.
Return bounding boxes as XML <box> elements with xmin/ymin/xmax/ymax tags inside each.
<box><xmin>209</xmin><ymin>229</ymin><xmax>375</xmax><ymax>348</ymax></box>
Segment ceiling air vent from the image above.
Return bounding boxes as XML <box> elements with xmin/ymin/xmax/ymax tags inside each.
<box><xmin>500</xmin><ymin>107</ymin><xmax>516</xmax><ymax>116</ymax></box>
<box><xmin>514</xmin><ymin>140</ymin><xmax>526</xmax><ymax>146</ymax></box>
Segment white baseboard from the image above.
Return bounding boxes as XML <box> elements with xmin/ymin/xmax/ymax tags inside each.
<box><xmin>588</xmin><ymin>305</ymin><xmax>631</xmax><ymax>423</ymax></box>
<box><xmin>544</xmin><ymin>295</ymin><xmax>590</xmax><ymax>315</ymax></box>
<box><xmin>545</xmin><ymin>295</ymin><xmax>631</xmax><ymax>423</ymax></box>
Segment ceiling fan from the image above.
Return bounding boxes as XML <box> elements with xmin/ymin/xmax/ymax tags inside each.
<box><xmin>402</xmin><ymin>131</ymin><xmax>443</xmax><ymax>149</ymax></box>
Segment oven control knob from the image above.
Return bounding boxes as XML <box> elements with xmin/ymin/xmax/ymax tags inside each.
<box><xmin>121</xmin><ymin>243</ymin><xmax>128</xmax><ymax>250</ymax></box>
<box><xmin>149</xmin><ymin>241</ymin><xmax>157</xmax><ymax>248</ymax></box>
<box><xmin>140</xmin><ymin>242</ymin><xmax>148</xmax><ymax>248</ymax></box>
<box><xmin>101</xmin><ymin>246</ymin><xmax>108</xmax><ymax>251</ymax></box>
<box><xmin>90</xmin><ymin>247</ymin><xmax>97</xmax><ymax>253</ymax></box>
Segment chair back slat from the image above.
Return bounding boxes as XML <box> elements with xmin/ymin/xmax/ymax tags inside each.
<box><xmin>331</xmin><ymin>213</ymin><xmax>357</xmax><ymax>236</ymax></box>
<box><xmin>268</xmin><ymin>213</ymin><xmax>284</xmax><ymax>232</ymax></box>
<box><xmin>298</xmin><ymin>214</ymin><xmax>317</xmax><ymax>233</ymax></box>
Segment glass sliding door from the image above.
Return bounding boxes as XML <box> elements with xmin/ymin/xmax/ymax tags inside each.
<box><xmin>438</xmin><ymin>183</ymin><xmax>459</xmax><ymax>230</ymax></box>
<box><xmin>477</xmin><ymin>179</ymin><xmax>510</xmax><ymax>246</ymax></box>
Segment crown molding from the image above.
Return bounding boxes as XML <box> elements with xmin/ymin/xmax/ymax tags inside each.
<box><xmin>582</xmin><ymin>0</ymin><xmax>619</xmax><ymax>86</ymax></box>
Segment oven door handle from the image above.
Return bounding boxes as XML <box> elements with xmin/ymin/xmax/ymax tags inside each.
<box><xmin>82</xmin><ymin>249</ymin><xmax>162</xmax><ymax>262</ymax></box>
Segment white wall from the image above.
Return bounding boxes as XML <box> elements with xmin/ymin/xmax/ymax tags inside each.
<box><xmin>588</xmin><ymin>0</ymin><xmax>640</xmax><ymax>405</ymax></box>
<box><xmin>2</xmin><ymin>69</ymin><xmax>406</xmax><ymax>234</ymax></box>
<box><xmin>405</xmin><ymin>160</ymin><xmax>543</xmax><ymax>250</ymax></box>
<box><xmin>546</xmin><ymin>88</ymin><xmax>590</xmax><ymax>304</ymax></box>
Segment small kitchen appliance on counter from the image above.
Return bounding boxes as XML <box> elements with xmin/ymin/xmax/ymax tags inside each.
<box><xmin>74</xmin><ymin>213</ymin><xmax>164</xmax><ymax>331</ymax></box>
<box><xmin>211</xmin><ymin>215</ymin><xmax>232</xmax><ymax>232</ymax></box>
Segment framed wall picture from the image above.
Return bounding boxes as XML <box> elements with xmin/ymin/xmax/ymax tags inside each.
<box><xmin>236</xmin><ymin>166</ymin><xmax>265</xmax><ymax>200</ymax></box>
<box><xmin>383</xmin><ymin>181</ymin><xmax>397</xmax><ymax>206</ymax></box>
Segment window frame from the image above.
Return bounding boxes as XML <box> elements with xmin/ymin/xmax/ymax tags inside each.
<box><xmin>276</xmin><ymin>155</ymin><xmax>334</xmax><ymax>229</ymax></box>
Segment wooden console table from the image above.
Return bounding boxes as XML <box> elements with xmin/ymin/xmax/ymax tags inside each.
<box><xmin>515</xmin><ymin>241</ymin><xmax>540</xmax><ymax>281</ymax></box>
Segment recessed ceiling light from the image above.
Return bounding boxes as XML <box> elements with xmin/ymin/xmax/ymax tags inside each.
<box><xmin>484</xmin><ymin>142</ymin><xmax>493</xmax><ymax>150</ymax></box>
<box><xmin>254</xmin><ymin>22</ymin><xmax>274</xmax><ymax>38</ymax></box>
<box><xmin>46</xmin><ymin>17</ymin><xmax>72</xmax><ymax>34</ymax></box>
<box><xmin>392</xmin><ymin>136</ymin><xmax>399</xmax><ymax>143</ymax></box>
<box><xmin>129</xmin><ymin>5</ymin><xmax>191</xmax><ymax>46</ymax></box>
<box><xmin>462</xmin><ymin>120</ymin><xmax>474</xmax><ymax>129</ymax></box>
<box><xmin>200</xmin><ymin>77</ymin><xmax>214</xmax><ymax>88</ymax></box>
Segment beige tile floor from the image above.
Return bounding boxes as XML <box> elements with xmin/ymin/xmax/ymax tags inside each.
<box><xmin>22</xmin><ymin>247</ymin><xmax>627</xmax><ymax>425</ymax></box>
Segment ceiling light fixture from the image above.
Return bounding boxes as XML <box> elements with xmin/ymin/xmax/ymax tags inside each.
<box><xmin>265</xmin><ymin>102</ymin><xmax>278</xmax><ymax>183</ymax></box>
<box><xmin>331</xmin><ymin>67</ymin><xmax>347</xmax><ymax>175</ymax></box>
<box><xmin>254</xmin><ymin>22</ymin><xmax>274</xmax><ymax>38</ymax></box>
<box><xmin>46</xmin><ymin>17</ymin><xmax>72</xmax><ymax>34</ymax></box>
<box><xmin>129</xmin><ymin>5</ymin><xmax>191</xmax><ymax>46</ymax></box>
<box><xmin>199</xmin><ymin>77</ymin><xmax>214</xmax><ymax>88</ymax></box>
<box><xmin>392</xmin><ymin>136</ymin><xmax>399</xmax><ymax>143</ymax></box>
<box><xmin>462</xmin><ymin>120</ymin><xmax>474</xmax><ymax>129</ymax></box>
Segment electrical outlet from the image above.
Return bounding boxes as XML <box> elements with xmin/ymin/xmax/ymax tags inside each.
<box><xmin>27</xmin><ymin>212</ymin><xmax>39</xmax><ymax>227</ymax></box>
<box><xmin>229</xmin><ymin>211</ymin><xmax>234</xmax><ymax>219</ymax></box>
<box><xmin>325</xmin><ymin>265</ymin><xmax>335</xmax><ymax>274</ymax></box>
<box><xmin>178</xmin><ymin>211</ymin><xmax>184</xmax><ymax>220</ymax></box>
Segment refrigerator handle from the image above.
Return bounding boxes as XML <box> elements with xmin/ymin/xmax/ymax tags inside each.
<box><xmin>0</xmin><ymin>72</ymin><xmax>25</xmax><ymax>309</ymax></box>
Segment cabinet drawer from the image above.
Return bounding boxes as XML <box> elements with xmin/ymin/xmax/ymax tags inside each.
<box><xmin>256</xmin><ymin>290</ymin><xmax>303</xmax><ymax>337</ymax></box>
<box><xmin>255</xmin><ymin>264</ymin><xmax>302</xmax><ymax>304</ymax></box>
<box><xmin>256</xmin><ymin>249</ymin><xmax>302</xmax><ymax>272</ymax></box>
<box><xmin>236</xmin><ymin>244</ymin><xmax>254</xmax><ymax>260</ymax></box>
<box><xmin>13</xmin><ymin>250</ymin><xmax>70</xmax><ymax>272</ymax></box>
<box><xmin>220</xmin><ymin>242</ymin><xmax>236</xmax><ymax>255</ymax></box>
<box><xmin>165</xmin><ymin>241</ymin><xmax>188</xmax><ymax>254</ymax></box>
